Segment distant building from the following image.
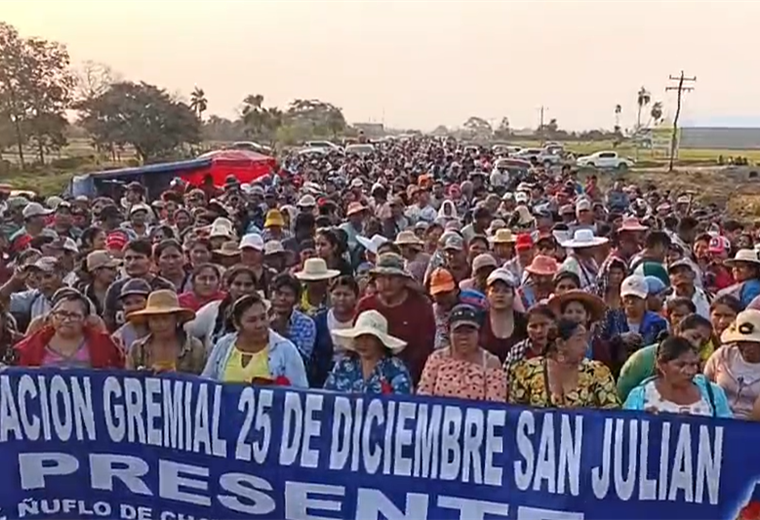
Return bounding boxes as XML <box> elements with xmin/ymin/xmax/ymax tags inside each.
<box><xmin>352</xmin><ymin>123</ymin><xmax>385</xmax><ymax>138</ymax></box>
<box><xmin>680</xmin><ymin>127</ymin><xmax>760</xmax><ymax>150</ymax></box>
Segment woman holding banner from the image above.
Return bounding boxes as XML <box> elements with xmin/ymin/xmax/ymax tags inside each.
<box><xmin>323</xmin><ymin>310</ymin><xmax>412</xmax><ymax>394</ymax></box>
<box><xmin>508</xmin><ymin>318</ymin><xmax>619</xmax><ymax>409</ymax></box>
<box><xmin>623</xmin><ymin>336</ymin><xmax>732</xmax><ymax>417</ymax></box>
<box><xmin>417</xmin><ymin>304</ymin><xmax>506</xmax><ymax>402</ymax></box>
<box><xmin>201</xmin><ymin>293</ymin><xmax>308</xmax><ymax>387</ymax></box>
<box><xmin>704</xmin><ymin>309</ymin><xmax>760</xmax><ymax>419</ymax></box>
<box><xmin>126</xmin><ymin>290</ymin><xmax>206</xmax><ymax>374</ymax></box>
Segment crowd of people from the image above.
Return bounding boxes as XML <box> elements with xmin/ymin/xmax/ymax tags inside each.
<box><xmin>1</xmin><ymin>135</ymin><xmax>760</xmax><ymax>421</ymax></box>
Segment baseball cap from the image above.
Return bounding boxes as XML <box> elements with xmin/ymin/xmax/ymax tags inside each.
<box><xmin>298</xmin><ymin>194</ymin><xmax>317</xmax><ymax>207</ymax></box>
<box><xmin>487</xmin><ymin>268</ymin><xmax>517</xmax><ymax>288</ymax></box>
<box><xmin>472</xmin><ymin>253</ymin><xmax>498</xmax><ymax>273</ymax></box>
<box><xmin>87</xmin><ymin>250</ymin><xmax>121</xmax><ymax>271</ymax></box>
<box><xmin>239</xmin><ymin>233</ymin><xmax>264</xmax><ymax>251</ymax></box>
<box><xmin>575</xmin><ymin>198</ymin><xmax>592</xmax><ymax>212</ymax></box>
<box><xmin>119</xmin><ymin>278</ymin><xmax>152</xmax><ymax>300</ymax></box>
<box><xmin>443</xmin><ymin>234</ymin><xmax>464</xmax><ymax>251</ymax></box>
<box><xmin>449</xmin><ymin>304</ymin><xmax>482</xmax><ymax>330</ymax></box>
<box><xmin>264</xmin><ymin>240</ymin><xmax>285</xmax><ymax>256</ymax></box>
<box><xmin>429</xmin><ymin>268</ymin><xmax>456</xmax><ymax>295</ymax></box>
<box><xmin>26</xmin><ymin>256</ymin><xmax>60</xmax><ymax>273</ymax></box>
<box><xmin>620</xmin><ymin>275</ymin><xmax>648</xmax><ymax>299</ymax></box>
<box><xmin>515</xmin><ymin>192</ymin><xmax>528</xmax><ymax>204</ymax></box>
<box><xmin>667</xmin><ymin>258</ymin><xmax>694</xmax><ymax>274</ymax></box>
<box><xmin>645</xmin><ymin>276</ymin><xmax>667</xmax><ymax>296</ymax></box>
<box><xmin>515</xmin><ymin>233</ymin><xmax>534</xmax><ymax>251</ymax></box>
<box><xmin>47</xmin><ymin>237</ymin><xmax>79</xmax><ymax>255</ymax></box>
<box><xmin>22</xmin><ymin>202</ymin><xmax>52</xmax><ymax>219</ymax></box>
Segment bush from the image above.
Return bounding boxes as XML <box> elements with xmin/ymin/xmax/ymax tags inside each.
<box><xmin>49</xmin><ymin>156</ymin><xmax>92</xmax><ymax>170</ymax></box>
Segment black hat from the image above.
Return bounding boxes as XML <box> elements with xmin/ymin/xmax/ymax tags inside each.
<box><xmin>449</xmin><ymin>304</ymin><xmax>482</xmax><ymax>330</ymax></box>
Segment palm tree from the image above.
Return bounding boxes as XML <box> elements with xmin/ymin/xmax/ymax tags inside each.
<box><xmin>189</xmin><ymin>87</ymin><xmax>208</xmax><ymax>120</ymax></box>
<box><xmin>614</xmin><ymin>104</ymin><xmax>622</xmax><ymax>132</ymax></box>
<box><xmin>636</xmin><ymin>87</ymin><xmax>651</xmax><ymax>131</ymax></box>
<box><xmin>241</xmin><ymin>94</ymin><xmax>267</xmax><ymax>138</ymax></box>
<box><xmin>650</xmin><ymin>101</ymin><xmax>664</xmax><ymax>125</ymax></box>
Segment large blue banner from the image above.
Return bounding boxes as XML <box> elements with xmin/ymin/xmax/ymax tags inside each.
<box><xmin>0</xmin><ymin>368</ymin><xmax>758</xmax><ymax>520</ymax></box>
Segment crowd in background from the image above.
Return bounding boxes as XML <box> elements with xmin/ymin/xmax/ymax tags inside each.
<box><xmin>1</xmin><ymin>135</ymin><xmax>760</xmax><ymax>421</ymax></box>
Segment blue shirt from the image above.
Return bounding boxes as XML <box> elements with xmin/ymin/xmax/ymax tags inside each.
<box><xmin>286</xmin><ymin>310</ymin><xmax>317</xmax><ymax>363</ymax></box>
<box><xmin>600</xmin><ymin>309</ymin><xmax>668</xmax><ymax>347</ymax></box>
<box><xmin>324</xmin><ymin>355</ymin><xmax>412</xmax><ymax>395</ymax></box>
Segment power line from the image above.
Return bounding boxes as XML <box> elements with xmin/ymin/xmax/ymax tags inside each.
<box><xmin>665</xmin><ymin>71</ymin><xmax>696</xmax><ymax>172</ymax></box>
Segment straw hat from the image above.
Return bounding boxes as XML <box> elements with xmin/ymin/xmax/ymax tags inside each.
<box><xmin>548</xmin><ymin>290</ymin><xmax>607</xmax><ymax>323</ymax></box>
<box><xmin>127</xmin><ymin>290</ymin><xmax>195</xmax><ymax>325</ymax></box>
<box><xmin>213</xmin><ymin>241</ymin><xmax>241</xmax><ymax>257</ymax></box>
<box><xmin>209</xmin><ymin>217</ymin><xmax>235</xmax><ymax>239</ymax></box>
<box><xmin>721</xmin><ymin>309</ymin><xmax>760</xmax><ymax>344</ymax></box>
<box><xmin>525</xmin><ymin>255</ymin><xmax>560</xmax><ymax>276</ymax></box>
<box><xmin>394</xmin><ymin>230</ymin><xmax>424</xmax><ymax>247</ymax></box>
<box><xmin>332</xmin><ymin>310</ymin><xmax>406</xmax><ymax>354</ymax></box>
<box><xmin>295</xmin><ymin>258</ymin><xmax>340</xmax><ymax>281</ymax></box>
<box><xmin>725</xmin><ymin>249</ymin><xmax>760</xmax><ymax>267</ymax></box>
<box><xmin>560</xmin><ymin>229</ymin><xmax>609</xmax><ymax>249</ymax></box>
<box><xmin>346</xmin><ymin>202</ymin><xmax>367</xmax><ymax>216</ymax></box>
<box><xmin>489</xmin><ymin>228</ymin><xmax>516</xmax><ymax>244</ymax></box>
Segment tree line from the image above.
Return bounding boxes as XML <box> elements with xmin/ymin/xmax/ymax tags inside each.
<box><xmin>0</xmin><ymin>22</ymin><xmax>349</xmax><ymax>167</ymax></box>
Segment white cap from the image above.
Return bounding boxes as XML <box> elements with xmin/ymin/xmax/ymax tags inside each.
<box><xmin>62</xmin><ymin>237</ymin><xmax>79</xmax><ymax>254</ymax></box>
<box><xmin>501</xmin><ymin>192</ymin><xmax>514</xmax><ymax>201</ymax></box>
<box><xmin>298</xmin><ymin>194</ymin><xmax>317</xmax><ymax>207</ymax></box>
<box><xmin>22</xmin><ymin>202</ymin><xmax>53</xmax><ymax>219</ymax></box>
<box><xmin>487</xmin><ymin>268</ymin><xmax>517</xmax><ymax>288</ymax></box>
<box><xmin>620</xmin><ymin>274</ymin><xmax>648</xmax><ymax>299</ymax></box>
<box><xmin>239</xmin><ymin>233</ymin><xmax>264</xmax><ymax>251</ymax></box>
<box><xmin>129</xmin><ymin>203</ymin><xmax>151</xmax><ymax>216</ymax></box>
<box><xmin>350</xmin><ymin>178</ymin><xmax>364</xmax><ymax>188</ymax></box>
<box><xmin>515</xmin><ymin>192</ymin><xmax>528</xmax><ymax>204</ymax></box>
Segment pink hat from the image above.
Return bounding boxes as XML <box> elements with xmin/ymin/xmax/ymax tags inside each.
<box><xmin>525</xmin><ymin>255</ymin><xmax>560</xmax><ymax>277</ymax></box>
<box><xmin>618</xmin><ymin>217</ymin><xmax>648</xmax><ymax>232</ymax></box>
<box><xmin>709</xmin><ymin>236</ymin><xmax>730</xmax><ymax>254</ymax></box>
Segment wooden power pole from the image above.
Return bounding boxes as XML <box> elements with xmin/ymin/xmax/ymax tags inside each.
<box><xmin>665</xmin><ymin>71</ymin><xmax>696</xmax><ymax>172</ymax></box>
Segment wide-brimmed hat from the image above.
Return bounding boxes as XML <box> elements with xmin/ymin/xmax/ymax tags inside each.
<box><xmin>298</xmin><ymin>194</ymin><xmax>317</xmax><ymax>207</ymax></box>
<box><xmin>332</xmin><ymin>310</ymin><xmax>406</xmax><ymax>354</ymax></box>
<box><xmin>356</xmin><ymin>234</ymin><xmax>389</xmax><ymax>254</ymax></box>
<box><xmin>264</xmin><ymin>209</ymin><xmax>285</xmax><ymax>228</ymax></box>
<box><xmin>346</xmin><ymin>202</ymin><xmax>367</xmax><ymax>216</ymax></box>
<box><xmin>395</xmin><ymin>230</ymin><xmax>423</xmax><ymax>247</ymax></box>
<box><xmin>127</xmin><ymin>290</ymin><xmax>196</xmax><ymax>325</ymax></box>
<box><xmin>548</xmin><ymin>290</ymin><xmax>606</xmax><ymax>323</ymax></box>
<box><xmin>525</xmin><ymin>255</ymin><xmax>559</xmax><ymax>276</ymax></box>
<box><xmin>618</xmin><ymin>217</ymin><xmax>648</xmax><ymax>233</ymax></box>
<box><xmin>209</xmin><ymin>217</ymin><xmax>234</xmax><ymax>239</ymax></box>
<box><xmin>725</xmin><ymin>249</ymin><xmax>760</xmax><ymax>267</ymax></box>
<box><xmin>489</xmin><ymin>228</ymin><xmax>516</xmax><ymax>244</ymax></box>
<box><xmin>295</xmin><ymin>258</ymin><xmax>340</xmax><ymax>281</ymax></box>
<box><xmin>722</xmin><ymin>309</ymin><xmax>760</xmax><ymax>344</ymax></box>
<box><xmin>213</xmin><ymin>241</ymin><xmax>242</xmax><ymax>257</ymax></box>
<box><xmin>264</xmin><ymin>240</ymin><xmax>285</xmax><ymax>256</ymax></box>
<box><xmin>560</xmin><ymin>229</ymin><xmax>608</xmax><ymax>249</ymax></box>
<box><xmin>371</xmin><ymin>252</ymin><xmax>411</xmax><ymax>278</ymax></box>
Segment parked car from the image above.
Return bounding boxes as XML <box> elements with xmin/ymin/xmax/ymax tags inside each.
<box><xmin>298</xmin><ymin>147</ymin><xmax>328</xmax><ymax>157</ymax></box>
<box><xmin>576</xmin><ymin>151</ymin><xmax>635</xmax><ymax>170</ymax></box>
<box><xmin>231</xmin><ymin>141</ymin><xmax>272</xmax><ymax>154</ymax></box>
<box><xmin>345</xmin><ymin>144</ymin><xmax>375</xmax><ymax>157</ymax></box>
<box><xmin>305</xmin><ymin>141</ymin><xmax>343</xmax><ymax>153</ymax></box>
<box><xmin>513</xmin><ymin>148</ymin><xmax>543</xmax><ymax>161</ymax></box>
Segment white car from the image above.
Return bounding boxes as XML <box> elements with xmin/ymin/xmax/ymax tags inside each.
<box><xmin>298</xmin><ymin>147</ymin><xmax>328</xmax><ymax>157</ymax></box>
<box><xmin>305</xmin><ymin>140</ymin><xmax>343</xmax><ymax>152</ymax></box>
<box><xmin>345</xmin><ymin>144</ymin><xmax>375</xmax><ymax>156</ymax></box>
<box><xmin>576</xmin><ymin>151</ymin><xmax>635</xmax><ymax>170</ymax></box>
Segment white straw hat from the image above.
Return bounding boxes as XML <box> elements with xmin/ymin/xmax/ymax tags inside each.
<box><xmin>295</xmin><ymin>258</ymin><xmax>340</xmax><ymax>281</ymax></box>
<box><xmin>332</xmin><ymin>310</ymin><xmax>406</xmax><ymax>354</ymax></box>
<box><xmin>560</xmin><ymin>228</ymin><xmax>608</xmax><ymax>249</ymax></box>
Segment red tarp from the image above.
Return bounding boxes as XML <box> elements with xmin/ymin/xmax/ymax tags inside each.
<box><xmin>180</xmin><ymin>149</ymin><xmax>277</xmax><ymax>186</ymax></box>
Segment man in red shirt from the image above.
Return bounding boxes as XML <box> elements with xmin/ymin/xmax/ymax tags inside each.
<box><xmin>355</xmin><ymin>252</ymin><xmax>435</xmax><ymax>384</ymax></box>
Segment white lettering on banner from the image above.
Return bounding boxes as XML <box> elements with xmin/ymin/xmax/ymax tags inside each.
<box><xmin>514</xmin><ymin>411</ymin><xmax>581</xmax><ymax>496</ymax></box>
<box><xmin>285</xmin><ymin>481</ymin><xmax>344</xmax><ymax>520</ymax></box>
<box><xmin>355</xmin><ymin>489</ymin><xmax>429</xmax><ymax>520</ymax></box>
<box><xmin>590</xmin><ymin>418</ymin><xmax>723</xmax><ymax>504</ymax></box>
<box><xmin>0</xmin><ymin>374</ymin><xmax>95</xmax><ymax>442</ymax></box>
<box><xmin>279</xmin><ymin>392</ymin><xmax>324</xmax><ymax>468</ymax></box>
<box><xmin>235</xmin><ymin>387</ymin><xmax>273</xmax><ymax>463</ymax></box>
<box><xmin>102</xmin><ymin>377</ymin><xmax>227</xmax><ymax>457</ymax></box>
<box><xmin>16</xmin><ymin>498</ymin><xmax>111</xmax><ymax>517</ymax></box>
<box><xmin>438</xmin><ymin>496</ymin><xmax>509</xmax><ymax>520</ymax></box>
<box><xmin>328</xmin><ymin>398</ymin><xmax>504</xmax><ymax>486</ymax></box>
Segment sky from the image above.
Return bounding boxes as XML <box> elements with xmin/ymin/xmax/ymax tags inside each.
<box><xmin>4</xmin><ymin>0</ymin><xmax>760</xmax><ymax>131</ymax></box>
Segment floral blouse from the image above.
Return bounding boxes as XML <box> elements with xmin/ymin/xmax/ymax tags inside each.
<box><xmin>509</xmin><ymin>357</ymin><xmax>620</xmax><ymax>409</ymax></box>
<box><xmin>323</xmin><ymin>355</ymin><xmax>413</xmax><ymax>395</ymax></box>
<box><xmin>417</xmin><ymin>348</ymin><xmax>507</xmax><ymax>402</ymax></box>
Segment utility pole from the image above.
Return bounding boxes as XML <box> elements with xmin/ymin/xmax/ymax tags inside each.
<box><xmin>665</xmin><ymin>71</ymin><xmax>696</xmax><ymax>172</ymax></box>
<box><xmin>538</xmin><ymin>106</ymin><xmax>548</xmax><ymax>144</ymax></box>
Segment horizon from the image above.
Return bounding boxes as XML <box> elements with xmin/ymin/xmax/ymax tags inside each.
<box><xmin>4</xmin><ymin>0</ymin><xmax>760</xmax><ymax>132</ymax></box>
